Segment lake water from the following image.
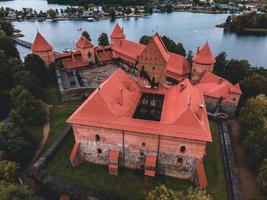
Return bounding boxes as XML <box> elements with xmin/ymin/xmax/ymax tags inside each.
<box><xmin>1</xmin><ymin>0</ymin><xmax>267</xmax><ymax>66</ymax></box>
<box><xmin>12</xmin><ymin>13</ymin><xmax>267</xmax><ymax>66</ymax></box>
<box><xmin>0</xmin><ymin>0</ymin><xmax>68</xmax><ymax>11</ymax></box>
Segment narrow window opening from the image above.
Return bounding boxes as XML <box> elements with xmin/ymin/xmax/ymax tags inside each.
<box><xmin>95</xmin><ymin>134</ymin><xmax>100</xmax><ymax>141</ymax></box>
<box><xmin>180</xmin><ymin>146</ymin><xmax>186</xmax><ymax>153</ymax></box>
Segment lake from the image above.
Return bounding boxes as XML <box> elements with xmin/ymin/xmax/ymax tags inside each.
<box><xmin>1</xmin><ymin>0</ymin><xmax>267</xmax><ymax>66</ymax></box>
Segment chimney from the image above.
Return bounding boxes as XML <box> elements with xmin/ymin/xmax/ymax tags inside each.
<box><xmin>197</xmin><ymin>46</ymin><xmax>200</xmax><ymax>54</ymax></box>
<box><xmin>197</xmin><ymin>104</ymin><xmax>205</xmax><ymax>119</ymax></box>
<box><xmin>119</xmin><ymin>87</ymin><xmax>123</xmax><ymax>106</ymax></box>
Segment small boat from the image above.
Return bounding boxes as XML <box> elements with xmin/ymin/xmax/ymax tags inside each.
<box><xmin>87</xmin><ymin>17</ymin><xmax>95</xmax><ymax>22</ymax></box>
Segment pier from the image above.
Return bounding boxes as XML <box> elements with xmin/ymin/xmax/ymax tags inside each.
<box><xmin>11</xmin><ymin>38</ymin><xmax>32</xmax><ymax>49</ymax></box>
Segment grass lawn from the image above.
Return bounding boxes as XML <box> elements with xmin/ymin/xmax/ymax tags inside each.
<box><xmin>42</xmin><ymin>105</ymin><xmax>76</xmax><ymax>152</ymax></box>
<box><xmin>46</xmin><ymin>120</ymin><xmax>227</xmax><ymax>200</ymax></box>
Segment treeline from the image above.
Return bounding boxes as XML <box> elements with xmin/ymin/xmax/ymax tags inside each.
<box><xmin>47</xmin><ymin>0</ymin><xmax>150</xmax><ymax>5</ymax></box>
<box><xmin>214</xmin><ymin>52</ymin><xmax>267</xmax><ymax>199</ymax></box>
<box><xmin>226</xmin><ymin>13</ymin><xmax>267</xmax><ymax>32</ymax></box>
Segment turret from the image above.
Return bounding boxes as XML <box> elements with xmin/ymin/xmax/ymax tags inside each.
<box><xmin>191</xmin><ymin>42</ymin><xmax>216</xmax><ymax>84</ymax></box>
<box><xmin>31</xmin><ymin>32</ymin><xmax>55</xmax><ymax>66</ymax></box>
<box><xmin>75</xmin><ymin>36</ymin><xmax>95</xmax><ymax>64</ymax></box>
<box><xmin>110</xmin><ymin>23</ymin><xmax>125</xmax><ymax>47</ymax></box>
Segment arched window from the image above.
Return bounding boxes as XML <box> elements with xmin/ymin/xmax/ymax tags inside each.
<box><xmin>177</xmin><ymin>157</ymin><xmax>183</xmax><ymax>163</ymax></box>
<box><xmin>180</xmin><ymin>146</ymin><xmax>186</xmax><ymax>153</ymax></box>
<box><xmin>95</xmin><ymin>134</ymin><xmax>100</xmax><ymax>141</ymax></box>
<box><xmin>97</xmin><ymin>148</ymin><xmax>102</xmax><ymax>154</ymax></box>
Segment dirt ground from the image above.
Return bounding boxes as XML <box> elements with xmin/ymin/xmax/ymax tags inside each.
<box><xmin>227</xmin><ymin>119</ymin><xmax>257</xmax><ymax>200</ymax></box>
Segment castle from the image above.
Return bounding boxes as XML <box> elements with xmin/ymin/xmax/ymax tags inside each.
<box><xmin>30</xmin><ymin>24</ymin><xmax>242</xmax><ymax>188</ymax></box>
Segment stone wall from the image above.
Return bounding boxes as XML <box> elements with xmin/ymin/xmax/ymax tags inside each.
<box><xmin>72</xmin><ymin>124</ymin><xmax>207</xmax><ymax>179</ymax></box>
<box><xmin>204</xmin><ymin>96</ymin><xmax>219</xmax><ymax>113</ymax></box>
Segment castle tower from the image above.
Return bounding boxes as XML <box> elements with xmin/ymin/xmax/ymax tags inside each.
<box><xmin>110</xmin><ymin>23</ymin><xmax>125</xmax><ymax>47</ymax></box>
<box><xmin>75</xmin><ymin>36</ymin><xmax>95</xmax><ymax>64</ymax></box>
<box><xmin>137</xmin><ymin>33</ymin><xmax>169</xmax><ymax>89</ymax></box>
<box><xmin>191</xmin><ymin>42</ymin><xmax>216</xmax><ymax>84</ymax></box>
<box><xmin>31</xmin><ymin>32</ymin><xmax>55</xmax><ymax>66</ymax></box>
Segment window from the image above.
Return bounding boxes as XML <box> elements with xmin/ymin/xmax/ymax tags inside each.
<box><xmin>97</xmin><ymin>148</ymin><xmax>102</xmax><ymax>154</ymax></box>
<box><xmin>233</xmin><ymin>98</ymin><xmax>236</xmax><ymax>101</ymax></box>
<box><xmin>95</xmin><ymin>134</ymin><xmax>100</xmax><ymax>141</ymax></box>
<box><xmin>142</xmin><ymin>142</ymin><xmax>146</xmax><ymax>147</ymax></box>
<box><xmin>180</xmin><ymin>146</ymin><xmax>186</xmax><ymax>153</ymax></box>
<box><xmin>152</xmin><ymin>66</ymin><xmax>155</xmax><ymax>70</ymax></box>
<box><xmin>177</xmin><ymin>157</ymin><xmax>183</xmax><ymax>163</ymax></box>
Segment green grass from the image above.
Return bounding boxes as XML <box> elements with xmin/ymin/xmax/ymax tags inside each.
<box><xmin>206</xmin><ymin>121</ymin><xmax>227</xmax><ymax>200</ymax></box>
<box><xmin>45</xmin><ymin>120</ymin><xmax>227</xmax><ymax>200</ymax></box>
<box><xmin>42</xmin><ymin>105</ymin><xmax>76</xmax><ymax>152</ymax></box>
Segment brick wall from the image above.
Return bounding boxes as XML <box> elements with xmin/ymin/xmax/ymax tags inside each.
<box><xmin>72</xmin><ymin>124</ymin><xmax>207</xmax><ymax>179</ymax></box>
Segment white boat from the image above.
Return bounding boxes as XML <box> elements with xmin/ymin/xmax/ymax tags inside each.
<box><xmin>87</xmin><ymin>17</ymin><xmax>95</xmax><ymax>22</ymax></box>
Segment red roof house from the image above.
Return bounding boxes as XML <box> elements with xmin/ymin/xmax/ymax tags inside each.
<box><xmin>76</xmin><ymin>36</ymin><xmax>94</xmax><ymax>49</ymax></box>
<box><xmin>31</xmin><ymin>32</ymin><xmax>53</xmax><ymax>52</ymax></box>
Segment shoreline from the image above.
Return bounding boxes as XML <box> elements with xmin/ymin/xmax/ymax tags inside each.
<box><xmin>216</xmin><ymin>23</ymin><xmax>267</xmax><ymax>35</ymax></box>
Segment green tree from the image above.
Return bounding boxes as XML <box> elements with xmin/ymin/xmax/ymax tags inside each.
<box><xmin>24</xmin><ymin>53</ymin><xmax>47</xmax><ymax>85</ymax></box>
<box><xmin>0</xmin><ymin>122</ymin><xmax>34</xmax><ymax>165</ymax></box>
<box><xmin>9</xmin><ymin>85</ymin><xmax>47</xmax><ymax>126</ymax></box>
<box><xmin>239</xmin><ymin>95</ymin><xmax>267</xmax><ymax>169</ymax></box>
<box><xmin>257</xmin><ymin>159</ymin><xmax>267</xmax><ymax>197</ymax></box>
<box><xmin>82</xmin><ymin>31</ymin><xmax>91</xmax><ymax>41</ymax></box>
<box><xmin>0</xmin><ymin>21</ymin><xmax>14</xmax><ymax>36</ymax></box>
<box><xmin>0</xmin><ymin>10</ymin><xmax>5</xmax><ymax>20</ymax></box>
<box><xmin>47</xmin><ymin>9</ymin><xmax>57</xmax><ymax>19</ymax></box>
<box><xmin>139</xmin><ymin>35</ymin><xmax>151</xmax><ymax>45</ymax></box>
<box><xmin>0</xmin><ymin>182</ymin><xmax>43</xmax><ymax>200</ymax></box>
<box><xmin>0</xmin><ymin>51</ymin><xmax>13</xmax><ymax>89</ymax></box>
<box><xmin>98</xmin><ymin>33</ymin><xmax>109</xmax><ymax>46</ymax></box>
<box><xmin>0</xmin><ymin>36</ymin><xmax>19</xmax><ymax>58</ymax></box>
<box><xmin>0</xmin><ymin>157</ymin><xmax>19</xmax><ymax>183</ymax></box>
<box><xmin>146</xmin><ymin>185</ymin><xmax>183</xmax><ymax>200</ymax></box>
<box><xmin>240</xmin><ymin>74</ymin><xmax>267</xmax><ymax>101</ymax></box>
<box><xmin>186</xmin><ymin>187</ymin><xmax>212</xmax><ymax>200</ymax></box>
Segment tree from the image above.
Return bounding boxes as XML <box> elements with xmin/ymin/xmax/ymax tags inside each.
<box><xmin>214</xmin><ymin>53</ymin><xmax>250</xmax><ymax>84</ymax></box>
<box><xmin>24</xmin><ymin>54</ymin><xmax>47</xmax><ymax>85</ymax></box>
<box><xmin>47</xmin><ymin>9</ymin><xmax>57</xmax><ymax>19</ymax></box>
<box><xmin>82</xmin><ymin>31</ymin><xmax>91</xmax><ymax>41</ymax></box>
<box><xmin>13</xmin><ymin>70</ymin><xmax>43</xmax><ymax>98</ymax></box>
<box><xmin>239</xmin><ymin>95</ymin><xmax>267</xmax><ymax>169</ymax></box>
<box><xmin>257</xmin><ymin>159</ymin><xmax>267</xmax><ymax>197</ymax></box>
<box><xmin>240</xmin><ymin>74</ymin><xmax>267</xmax><ymax>101</ymax></box>
<box><xmin>139</xmin><ymin>35</ymin><xmax>151</xmax><ymax>45</ymax></box>
<box><xmin>98</xmin><ymin>33</ymin><xmax>109</xmax><ymax>46</ymax></box>
<box><xmin>185</xmin><ymin>187</ymin><xmax>212</xmax><ymax>200</ymax></box>
<box><xmin>9</xmin><ymin>85</ymin><xmax>47</xmax><ymax>126</ymax></box>
<box><xmin>0</xmin><ymin>21</ymin><xmax>14</xmax><ymax>36</ymax></box>
<box><xmin>0</xmin><ymin>51</ymin><xmax>13</xmax><ymax>89</ymax></box>
<box><xmin>0</xmin><ymin>157</ymin><xmax>19</xmax><ymax>183</ymax></box>
<box><xmin>109</xmin><ymin>7</ymin><xmax>116</xmax><ymax>20</ymax></box>
<box><xmin>0</xmin><ymin>36</ymin><xmax>19</xmax><ymax>58</ymax></box>
<box><xmin>0</xmin><ymin>122</ymin><xmax>34</xmax><ymax>165</ymax></box>
<box><xmin>146</xmin><ymin>185</ymin><xmax>183</xmax><ymax>200</ymax></box>
<box><xmin>0</xmin><ymin>182</ymin><xmax>43</xmax><ymax>200</ymax></box>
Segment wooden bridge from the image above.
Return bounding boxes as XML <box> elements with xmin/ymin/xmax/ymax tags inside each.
<box><xmin>12</xmin><ymin>38</ymin><xmax>32</xmax><ymax>49</ymax></box>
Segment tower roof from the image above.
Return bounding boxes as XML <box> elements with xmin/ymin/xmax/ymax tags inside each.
<box><xmin>192</xmin><ymin>42</ymin><xmax>215</xmax><ymax>65</ymax></box>
<box><xmin>31</xmin><ymin>32</ymin><xmax>53</xmax><ymax>52</ymax></box>
<box><xmin>110</xmin><ymin>23</ymin><xmax>125</xmax><ymax>39</ymax></box>
<box><xmin>76</xmin><ymin>36</ymin><xmax>94</xmax><ymax>49</ymax></box>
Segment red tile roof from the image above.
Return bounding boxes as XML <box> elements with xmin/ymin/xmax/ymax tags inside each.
<box><xmin>196</xmin><ymin>161</ymin><xmax>208</xmax><ymax>189</ymax></box>
<box><xmin>166</xmin><ymin>52</ymin><xmax>191</xmax><ymax>76</ymax></box>
<box><xmin>110</xmin><ymin>23</ymin><xmax>125</xmax><ymax>39</ymax></box>
<box><xmin>192</xmin><ymin>42</ymin><xmax>215</xmax><ymax>65</ymax></box>
<box><xmin>68</xmin><ymin>69</ymin><xmax>212</xmax><ymax>142</ymax></box>
<box><xmin>196</xmin><ymin>71</ymin><xmax>242</xmax><ymax>98</ymax></box>
<box><xmin>76</xmin><ymin>36</ymin><xmax>94</xmax><ymax>49</ymax></box>
<box><xmin>31</xmin><ymin>32</ymin><xmax>53</xmax><ymax>52</ymax></box>
<box><xmin>112</xmin><ymin>39</ymin><xmax>145</xmax><ymax>63</ymax></box>
<box><xmin>62</xmin><ymin>55</ymin><xmax>88</xmax><ymax>69</ymax></box>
